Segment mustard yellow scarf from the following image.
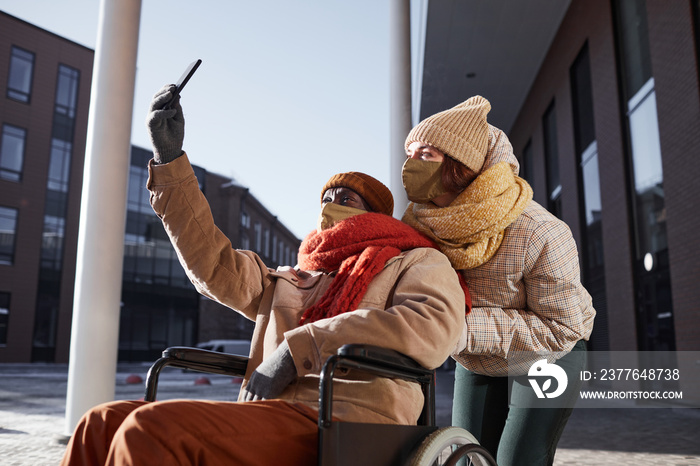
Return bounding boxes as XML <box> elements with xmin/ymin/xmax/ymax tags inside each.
<box><xmin>402</xmin><ymin>162</ymin><xmax>533</xmax><ymax>270</ymax></box>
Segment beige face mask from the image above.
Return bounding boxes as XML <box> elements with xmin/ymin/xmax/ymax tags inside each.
<box><xmin>401</xmin><ymin>158</ymin><xmax>450</xmax><ymax>204</ymax></box>
<box><xmin>316</xmin><ymin>202</ymin><xmax>368</xmax><ymax>232</ymax></box>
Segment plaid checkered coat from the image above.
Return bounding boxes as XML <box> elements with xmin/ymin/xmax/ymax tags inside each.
<box><xmin>453</xmin><ymin>126</ymin><xmax>596</xmax><ymax>376</ymax></box>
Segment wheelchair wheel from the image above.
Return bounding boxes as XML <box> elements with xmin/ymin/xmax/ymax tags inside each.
<box><xmin>408</xmin><ymin>426</ymin><xmax>497</xmax><ymax>466</ymax></box>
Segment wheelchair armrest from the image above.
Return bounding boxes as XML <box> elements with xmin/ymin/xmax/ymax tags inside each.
<box><xmin>336</xmin><ymin>344</ymin><xmax>432</xmax><ymax>375</ymax></box>
<box><xmin>318</xmin><ymin>344</ymin><xmax>436</xmax><ymax>429</ymax></box>
<box><xmin>144</xmin><ymin>346</ymin><xmax>249</xmax><ymax>402</ymax></box>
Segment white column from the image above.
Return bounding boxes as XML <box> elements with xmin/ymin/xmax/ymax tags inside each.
<box><xmin>63</xmin><ymin>0</ymin><xmax>142</xmax><ymax>436</ymax></box>
<box><xmin>389</xmin><ymin>0</ymin><xmax>412</xmax><ymax>218</ymax></box>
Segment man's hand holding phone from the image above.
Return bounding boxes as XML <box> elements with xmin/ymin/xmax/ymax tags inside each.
<box><xmin>165</xmin><ymin>59</ymin><xmax>202</xmax><ymax>109</ymax></box>
<box><xmin>146</xmin><ymin>59</ymin><xmax>201</xmax><ymax>164</ymax></box>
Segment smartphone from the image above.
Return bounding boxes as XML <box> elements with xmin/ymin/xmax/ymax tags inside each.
<box><xmin>166</xmin><ymin>59</ymin><xmax>202</xmax><ymax>108</ymax></box>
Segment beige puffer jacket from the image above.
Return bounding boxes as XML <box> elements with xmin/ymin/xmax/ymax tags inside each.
<box><xmin>148</xmin><ymin>154</ymin><xmax>466</xmax><ymax>424</ymax></box>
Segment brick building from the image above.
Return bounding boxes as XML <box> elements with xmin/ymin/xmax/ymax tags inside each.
<box><xmin>415</xmin><ymin>0</ymin><xmax>700</xmax><ymax>353</ymax></box>
<box><xmin>0</xmin><ymin>12</ymin><xmax>299</xmax><ymax>363</ymax></box>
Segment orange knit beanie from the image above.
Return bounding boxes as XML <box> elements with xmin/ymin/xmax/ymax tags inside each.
<box><xmin>321</xmin><ymin>172</ymin><xmax>394</xmax><ymax>216</ymax></box>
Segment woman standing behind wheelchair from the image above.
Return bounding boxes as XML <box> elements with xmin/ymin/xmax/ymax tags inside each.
<box><xmin>59</xmin><ymin>85</ymin><xmax>469</xmax><ymax>466</ymax></box>
<box><xmin>400</xmin><ymin>95</ymin><xmax>596</xmax><ymax>466</ymax></box>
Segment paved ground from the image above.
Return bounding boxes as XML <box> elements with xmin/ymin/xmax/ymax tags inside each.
<box><xmin>1</xmin><ymin>362</ymin><xmax>699</xmax><ymax>465</ymax></box>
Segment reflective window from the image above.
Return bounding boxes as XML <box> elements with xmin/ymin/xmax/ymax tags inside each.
<box><xmin>52</xmin><ymin>65</ymin><xmax>80</xmax><ymax>142</ymax></box>
<box><xmin>614</xmin><ymin>0</ymin><xmax>675</xmax><ymax>352</ymax></box>
<box><xmin>628</xmin><ymin>79</ymin><xmax>666</xmax><ymax>254</ymax></box>
<box><xmin>542</xmin><ymin>102</ymin><xmax>561</xmax><ymax>218</ymax></box>
<box><xmin>127</xmin><ymin>164</ymin><xmax>152</xmax><ymax>214</ymax></box>
<box><xmin>694</xmin><ymin>0</ymin><xmax>700</xmax><ymax>78</ymax></box>
<box><xmin>7</xmin><ymin>46</ymin><xmax>34</xmax><ymax>103</ymax></box>
<box><xmin>241</xmin><ymin>232</ymin><xmax>250</xmax><ymax>250</ymax></box>
<box><xmin>47</xmin><ymin>139</ymin><xmax>72</xmax><ymax>193</ymax></box>
<box><xmin>0</xmin><ymin>292</ymin><xmax>9</xmax><ymax>345</ymax></box>
<box><xmin>616</xmin><ymin>0</ymin><xmax>653</xmax><ymax>98</ymax></box>
<box><xmin>263</xmin><ymin>228</ymin><xmax>270</xmax><ymax>257</ymax></box>
<box><xmin>40</xmin><ymin>215</ymin><xmax>65</xmax><ymax>271</ymax></box>
<box><xmin>0</xmin><ymin>125</ymin><xmax>26</xmax><ymax>182</ymax></box>
<box><xmin>571</xmin><ymin>41</ymin><xmax>609</xmax><ymax>351</ymax></box>
<box><xmin>271</xmin><ymin>234</ymin><xmax>277</xmax><ymax>262</ymax></box>
<box><xmin>123</xmin><ymin>156</ymin><xmax>194</xmax><ymax>290</ymax></box>
<box><xmin>520</xmin><ymin>140</ymin><xmax>533</xmax><ymax>185</ymax></box>
<box><xmin>0</xmin><ymin>207</ymin><xmax>18</xmax><ymax>265</ymax></box>
<box><xmin>31</xmin><ymin>64</ymin><xmax>80</xmax><ymax>361</ymax></box>
<box><xmin>580</xmin><ymin>143</ymin><xmax>603</xmax><ymax>230</ymax></box>
<box><xmin>54</xmin><ymin>65</ymin><xmax>79</xmax><ymax>119</ymax></box>
<box><xmin>254</xmin><ymin>222</ymin><xmax>262</xmax><ymax>252</ymax></box>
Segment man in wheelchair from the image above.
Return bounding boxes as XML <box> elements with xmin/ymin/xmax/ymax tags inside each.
<box><xmin>60</xmin><ymin>85</ymin><xmax>468</xmax><ymax>465</ymax></box>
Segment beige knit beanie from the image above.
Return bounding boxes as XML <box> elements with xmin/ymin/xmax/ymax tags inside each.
<box><xmin>405</xmin><ymin>95</ymin><xmax>491</xmax><ymax>173</ymax></box>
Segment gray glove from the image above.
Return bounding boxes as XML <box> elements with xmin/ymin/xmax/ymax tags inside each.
<box><xmin>145</xmin><ymin>84</ymin><xmax>184</xmax><ymax>164</ymax></box>
<box><xmin>242</xmin><ymin>340</ymin><xmax>297</xmax><ymax>401</ymax></box>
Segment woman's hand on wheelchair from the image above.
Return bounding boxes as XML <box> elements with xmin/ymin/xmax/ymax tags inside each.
<box><xmin>241</xmin><ymin>340</ymin><xmax>297</xmax><ymax>401</ymax></box>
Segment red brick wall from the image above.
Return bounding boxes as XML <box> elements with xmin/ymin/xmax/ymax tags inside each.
<box><xmin>0</xmin><ymin>13</ymin><xmax>93</xmax><ymax>362</ymax></box>
<box><xmin>646</xmin><ymin>1</ymin><xmax>700</xmax><ymax>351</ymax></box>
<box><xmin>510</xmin><ymin>0</ymin><xmax>700</xmax><ymax>351</ymax></box>
<box><xmin>509</xmin><ymin>0</ymin><xmax>640</xmax><ymax>350</ymax></box>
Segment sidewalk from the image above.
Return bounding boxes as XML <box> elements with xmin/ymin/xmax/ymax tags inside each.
<box><xmin>1</xmin><ymin>362</ymin><xmax>700</xmax><ymax>465</ymax></box>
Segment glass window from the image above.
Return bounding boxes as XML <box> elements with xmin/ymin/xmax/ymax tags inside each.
<box><xmin>542</xmin><ymin>101</ymin><xmax>561</xmax><ymax>218</ymax></box>
<box><xmin>628</xmin><ymin>79</ymin><xmax>666</xmax><ymax>254</ymax></box>
<box><xmin>263</xmin><ymin>228</ymin><xmax>270</xmax><ymax>257</ymax></box>
<box><xmin>254</xmin><ymin>222</ymin><xmax>262</xmax><ymax>252</ymax></box>
<box><xmin>614</xmin><ymin>0</ymin><xmax>675</xmax><ymax>352</ymax></box>
<box><xmin>52</xmin><ymin>65</ymin><xmax>80</xmax><ymax>142</ymax></box>
<box><xmin>614</xmin><ymin>0</ymin><xmax>653</xmax><ymax>98</ymax></box>
<box><xmin>47</xmin><ymin>139</ymin><xmax>72</xmax><ymax>193</ymax></box>
<box><xmin>271</xmin><ymin>234</ymin><xmax>277</xmax><ymax>262</ymax></box>
<box><xmin>570</xmin><ymin>43</ymin><xmax>596</xmax><ymax>153</ymax></box>
<box><xmin>55</xmin><ymin>65</ymin><xmax>80</xmax><ymax>119</ymax></box>
<box><xmin>520</xmin><ymin>140</ymin><xmax>533</xmax><ymax>185</ymax></box>
<box><xmin>0</xmin><ymin>292</ymin><xmax>9</xmax><ymax>345</ymax></box>
<box><xmin>7</xmin><ymin>46</ymin><xmax>35</xmax><ymax>103</ymax></box>
<box><xmin>580</xmin><ymin>144</ymin><xmax>603</xmax><ymax>229</ymax></box>
<box><xmin>40</xmin><ymin>215</ymin><xmax>65</xmax><ymax>270</ymax></box>
<box><xmin>0</xmin><ymin>125</ymin><xmax>26</xmax><ymax>182</ymax></box>
<box><xmin>154</xmin><ymin>241</ymin><xmax>173</xmax><ymax>284</ymax></box>
<box><xmin>0</xmin><ymin>207</ymin><xmax>18</xmax><ymax>265</ymax></box>
<box><xmin>127</xmin><ymin>165</ymin><xmax>152</xmax><ymax>214</ymax></box>
<box><xmin>694</xmin><ymin>0</ymin><xmax>700</xmax><ymax>78</ymax></box>
<box><xmin>571</xmin><ymin>42</ymin><xmax>609</xmax><ymax>351</ymax></box>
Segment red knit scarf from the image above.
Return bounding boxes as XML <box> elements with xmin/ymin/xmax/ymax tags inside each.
<box><xmin>298</xmin><ymin>213</ymin><xmax>470</xmax><ymax>325</ymax></box>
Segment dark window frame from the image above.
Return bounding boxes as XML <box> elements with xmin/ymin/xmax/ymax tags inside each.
<box><xmin>0</xmin><ymin>124</ymin><xmax>27</xmax><ymax>182</ymax></box>
<box><xmin>7</xmin><ymin>46</ymin><xmax>35</xmax><ymax>103</ymax></box>
<box><xmin>0</xmin><ymin>291</ymin><xmax>10</xmax><ymax>346</ymax></box>
<box><xmin>542</xmin><ymin>100</ymin><xmax>562</xmax><ymax>218</ymax></box>
<box><xmin>0</xmin><ymin>206</ymin><xmax>19</xmax><ymax>265</ymax></box>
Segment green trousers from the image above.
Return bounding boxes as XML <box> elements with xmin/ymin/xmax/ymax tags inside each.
<box><xmin>452</xmin><ymin>340</ymin><xmax>586</xmax><ymax>466</ymax></box>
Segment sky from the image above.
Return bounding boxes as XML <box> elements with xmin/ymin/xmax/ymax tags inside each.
<box><xmin>0</xmin><ymin>0</ymin><xmax>401</xmax><ymax>239</ymax></box>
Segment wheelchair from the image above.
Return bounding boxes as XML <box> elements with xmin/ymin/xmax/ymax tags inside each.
<box><xmin>145</xmin><ymin>344</ymin><xmax>497</xmax><ymax>466</ymax></box>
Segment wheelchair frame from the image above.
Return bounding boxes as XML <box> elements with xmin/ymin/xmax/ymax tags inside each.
<box><xmin>144</xmin><ymin>344</ymin><xmax>496</xmax><ymax>466</ymax></box>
